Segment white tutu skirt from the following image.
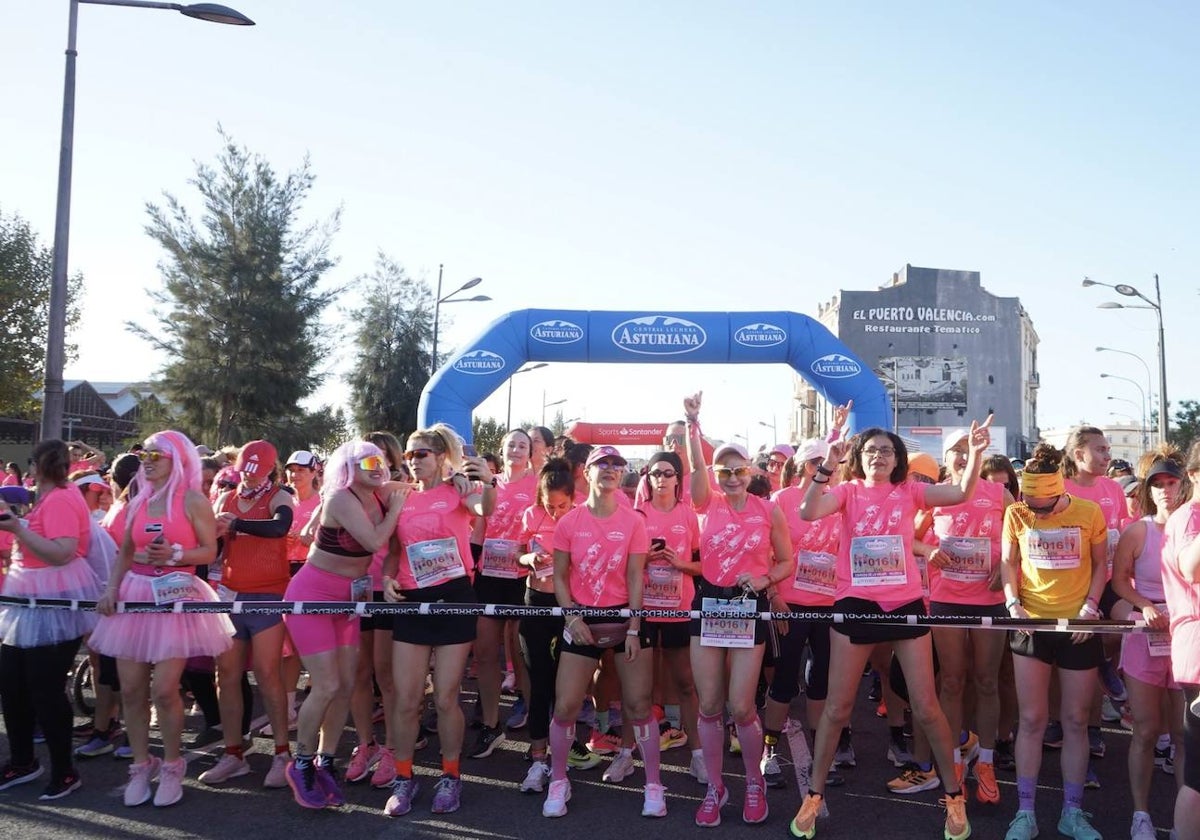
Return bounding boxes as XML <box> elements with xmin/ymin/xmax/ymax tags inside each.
<box><xmin>0</xmin><ymin>557</ymin><xmax>101</xmax><ymax>647</ymax></box>
<box><xmin>88</xmin><ymin>572</ymin><xmax>234</xmax><ymax>663</ymax></box>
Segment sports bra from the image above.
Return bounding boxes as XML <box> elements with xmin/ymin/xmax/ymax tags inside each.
<box><xmin>313</xmin><ymin>495</ymin><xmax>385</xmax><ymax>558</ymax></box>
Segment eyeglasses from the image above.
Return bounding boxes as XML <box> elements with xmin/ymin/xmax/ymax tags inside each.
<box><xmin>714</xmin><ymin>466</ymin><xmax>752</xmax><ymax>480</ymax></box>
<box><xmin>137</xmin><ymin>450</ymin><xmax>169</xmax><ymax>463</ymax></box>
<box><xmin>863</xmin><ymin>447</ymin><xmax>895</xmax><ymax>457</ymax></box>
<box><xmin>357</xmin><ymin>455</ymin><xmax>389</xmax><ymax>471</ymax></box>
<box><xmin>648</xmin><ymin>469</ymin><xmax>677</xmax><ymax>479</ymax></box>
<box><xmin>402</xmin><ymin>449</ymin><xmax>434</xmax><ymax>461</ymax></box>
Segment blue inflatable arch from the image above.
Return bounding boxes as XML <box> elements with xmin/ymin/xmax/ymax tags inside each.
<box><xmin>418</xmin><ymin>310</ymin><xmax>892</xmax><ymax>442</ymax></box>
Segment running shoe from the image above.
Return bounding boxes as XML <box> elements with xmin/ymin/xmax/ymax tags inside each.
<box><xmin>124</xmin><ymin>756</ymin><xmax>161</xmax><ymax>807</ymax></box>
<box><xmin>689</xmin><ymin>750</ymin><xmax>708</xmax><ymax>784</ymax></box>
<box><xmin>542</xmin><ymin>778</ymin><xmax>571</xmax><ymax>818</ymax></box>
<box><xmin>942</xmin><ymin>790</ymin><xmax>970</xmax><ymax>840</ymax></box>
<box><xmin>887</xmin><ymin>736</ymin><xmax>914</xmax><ymax>768</ymax></box>
<box><xmin>834</xmin><ymin>730</ymin><xmax>856</xmax><ymax>768</ymax></box>
<box><xmin>577</xmin><ymin>697</ymin><xmax>597</xmax><ymax>728</ymax></box>
<box><xmin>75</xmin><ymin>733</ymin><xmax>116</xmax><ymax>758</ymax></box>
<box><xmin>868</xmin><ymin>672</ymin><xmax>882</xmax><ymax>702</ymax></box>
<box><xmin>1058</xmin><ymin>806</ymin><xmax>1101</xmax><ymax>840</ymax></box>
<box><xmin>659</xmin><ymin>725</ymin><xmax>687</xmax><ymax>751</ymax></box>
<box><xmin>315</xmin><ymin>763</ymin><xmax>344</xmax><ymax>806</ymax></box>
<box><xmin>641</xmin><ymin>781</ymin><xmax>667</xmax><ymax>818</ymax></box>
<box><xmin>371</xmin><ymin>747</ymin><xmax>396</xmax><ymax>788</ymax></box>
<box><xmin>602</xmin><ymin>750</ymin><xmax>636</xmax><ymax>783</ymax></box>
<box><xmin>38</xmin><ymin>770</ymin><xmax>82</xmax><ymax>801</ymax></box>
<box><xmin>285</xmin><ymin>760</ymin><xmax>327</xmax><ymax>810</ymax></box>
<box><xmin>154</xmin><ymin>758</ymin><xmax>185</xmax><ymax>807</ymax></box>
<box><xmin>501</xmin><ymin>670</ymin><xmax>517</xmax><ymax>694</ymax></box>
<box><xmin>1084</xmin><ymin>766</ymin><xmax>1100</xmax><ymax>790</ymax></box>
<box><xmin>346</xmin><ymin>742</ymin><xmax>380</xmax><ymax>783</ymax></box>
<box><xmin>875</xmin><ymin>700</ymin><xmax>888</xmax><ymax>718</ymax></box>
<box><xmin>568</xmin><ymin>741</ymin><xmax>601</xmax><ymax>771</ymax></box>
<box><xmin>1042</xmin><ymin>720</ymin><xmax>1063</xmax><ymax>749</ymax></box>
<box><xmin>264</xmin><ymin>753</ymin><xmax>289</xmax><ymax>789</ymax></box>
<box><xmin>727</xmin><ymin>723</ymin><xmax>741</xmax><ymax>755</ymax></box>
<box><xmin>1098</xmin><ymin>659</ymin><xmax>1127</xmax><ymax>702</ymax></box>
<box><xmin>762</xmin><ymin>743</ymin><xmax>785</xmax><ymax>788</ymax></box>
<box><xmin>506</xmin><ymin>696</ymin><xmax>529</xmax><ymax>730</ymax></box>
<box><xmin>114</xmin><ymin>745</ymin><xmax>133</xmax><ymax>760</ymax></box>
<box><xmin>1005</xmin><ymin>810</ymin><xmax>1038</xmax><ymax>840</ymax></box>
<box><xmin>1131</xmin><ymin>811</ymin><xmax>1156</xmax><ymax>840</ymax></box>
<box><xmin>260</xmin><ymin>710</ymin><xmax>298</xmax><ymax>737</ymax></box>
<box><xmin>198</xmin><ymin>753</ymin><xmax>250</xmax><ymax>785</ymax></box>
<box><xmin>1163</xmin><ymin>745</ymin><xmax>1176</xmax><ymax>776</ymax></box>
<box><xmin>384</xmin><ymin>776</ymin><xmax>419</xmax><ymax>817</ymax></box>
<box><xmin>887</xmin><ymin>765</ymin><xmax>940</xmax><ymax>795</ymax></box>
<box><xmin>1087</xmin><ymin>726</ymin><xmax>1105</xmax><ymax>758</ymax></box>
<box><xmin>74</xmin><ymin>719</ymin><xmax>99</xmax><ymax>737</ymax></box>
<box><xmin>695</xmin><ymin>782</ymin><xmax>729</xmax><ymax>827</ymax></box>
<box><xmin>468</xmin><ymin>725</ymin><xmax>506</xmax><ymax>759</ymax></box>
<box><xmin>1099</xmin><ymin>694</ymin><xmax>1123</xmax><ymax>723</ymax></box>
<box><xmin>521</xmin><ymin>760</ymin><xmax>550</xmax><ymax>794</ymax></box>
<box><xmin>959</xmin><ymin>730</ymin><xmax>980</xmax><ymax>765</ymax></box>
<box><xmin>973</xmin><ymin>760</ymin><xmax>999</xmax><ymax>804</ymax></box>
<box><xmin>994</xmin><ymin>740</ymin><xmax>1016</xmax><ymax>771</ymax></box>
<box><xmin>743</xmin><ymin>780</ymin><xmax>768</xmax><ymax>824</ymax></box>
<box><xmin>789</xmin><ymin>792</ymin><xmax>823</xmax><ymax>839</ymax></box>
<box><xmin>587</xmin><ymin>730</ymin><xmax>621</xmax><ymax>757</ymax></box>
<box><xmin>430</xmin><ymin>774</ymin><xmax>461</xmax><ymax>814</ymax></box>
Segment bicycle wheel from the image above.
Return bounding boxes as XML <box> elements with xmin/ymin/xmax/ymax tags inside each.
<box><xmin>72</xmin><ymin>655</ymin><xmax>96</xmax><ymax>717</ymax></box>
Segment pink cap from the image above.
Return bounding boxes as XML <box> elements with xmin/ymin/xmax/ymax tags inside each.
<box><xmin>712</xmin><ymin>442</ymin><xmax>750</xmax><ymax>464</ymax></box>
<box><xmin>585</xmin><ymin>445</ymin><xmax>627</xmax><ymax>469</ymax></box>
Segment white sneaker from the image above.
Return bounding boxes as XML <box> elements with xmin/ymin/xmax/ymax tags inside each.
<box><xmin>689</xmin><ymin>750</ymin><xmax>708</xmax><ymax>784</ymax></box>
<box><xmin>603</xmin><ymin>750</ymin><xmax>636</xmax><ymax>783</ymax></box>
<box><xmin>124</xmin><ymin>756</ymin><xmax>161</xmax><ymax>807</ymax></box>
<box><xmin>642</xmin><ymin>782</ymin><xmax>667</xmax><ymax>818</ymax></box>
<box><xmin>521</xmin><ymin>760</ymin><xmax>551</xmax><ymax>794</ymax></box>
<box><xmin>153</xmin><ymin>758</ymin><xmax>186</xmax><ymax>807</ymax></box>
<box><xmin>542</xmin><ymin>778</ymin><xmax>571</xmax><ymax>817</ymax></box>
<box><xmin>1131</xmin><ymin>811</ymin><xmax>1156</xmax><ymax>840</ymax></box>
<box><xmin>198</xmin><ymin>753</ymin><xmax>250</xmax><ymax>786</ymax></box>
<box><xmin>263</xmin><ymin>753</ymin><xmax>289</xmax><ymax>789</ymax></box>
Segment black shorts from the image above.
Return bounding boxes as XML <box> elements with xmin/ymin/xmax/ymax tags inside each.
<box><xmin>642</xmin><ymin>620</ymin><xmax>690</xmax><ymax>650</ymax></box>
<box><xmin>391</xmin><ymin>577</ymin><xmax>477</xmax><ymax>647</ymax></box>
<box><xmin>97</xmin><ymin>654</ymin><xmax>121</xmax><ymax>690</ymax></box>
<box><xmin>560</xmin><ymin>611</ymin><xmax>640</xmax><ymax>660</ymax></box>
<box><xmin>1098</xmin><ymin>581</ymin><xmax>1120</xmax><ymax>619</ymax></box>
<box><xmin>928</xmin><ymin>601</ymin><xmax>1008</xmax><ymax>619</ymax></box>
<box><xmin>832</xmin><ymin>597</ymin><xmax>929</xmax><ymax>645</ymax></box>
<box><xmin>1008</xmin><ymin>630</ymin><xmax>1104</xmax><ymax>671</ymax></box>
<box><xmin>688</xmin><ymin>579</ymin><xmax>768</xmax><ymax>646</ymax></box>
<box><xmin>360</xmin><ymin>591</ymin><xmax>390</xmax><ymax>633</ymax></box>
<box><xmin>473</xmin><ymin>573</ymin><xmax>527</xmax><ymax>613</ymax></box>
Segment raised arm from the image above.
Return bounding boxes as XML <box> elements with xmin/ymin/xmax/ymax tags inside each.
<box><xmin>683</xmin><ymin>392</ymin><xmax>710</xmax><ymax>508</ymax></box>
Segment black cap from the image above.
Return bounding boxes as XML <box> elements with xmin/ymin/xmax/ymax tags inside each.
<box><xmin>1145</xmin><ymin>460</ymin><xmax>1184</xmax><ymax>484</ymax></box>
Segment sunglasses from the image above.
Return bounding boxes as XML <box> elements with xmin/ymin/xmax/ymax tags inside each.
<box><xmin>663</xmin><ymin>434</ymin><xmax>685</xmax><ymax>446</ymax></box>
<box><xmin>137</xmin><ymin>451</ymin><xmax>170</xmax><ymax>463</ymax></box>
<box><xmin>648</xmin><ymin>469</ymin><xmax>677</xmax><ymax>479</ymax></box>
<box><xmin>714</xmin><ymin>466</ymin><xmax>752</xmax><ymax>480</ymax></box>
<box><xmin>591</xmin><ymin>459</ymin><xmax>624</xmax><ymax>471</ymax></box>
<box><xmin>357</xmin><ymin>455</ymin><xmax>389</xmax><ymax>471</ymax></box>
<box><xmin>767</xmin><ymin>459</ymin><xmax>786</xmax><ymax>471</ymax></box>
<box><xmin>402</xmin><ymin>449</ymin><xmax>435</xmax><ymax>461</ymax></box>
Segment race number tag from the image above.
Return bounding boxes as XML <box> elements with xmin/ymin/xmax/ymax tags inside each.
<box><xmin>350</xmin><ymin>575</ymin><xmax>372</xmax><ymax>602</ymax></box>
<box><xmin>700</xmin><ymin>597</ymin><xmax>756</xmax><ymax>648</ymax></box>
<box><xmin>529</xmin><ymin>538</ymin><xmax>555</xmax><ymax>580</ymax></box>
<box><xmin>849</xmin><ymin>535</ymin><xmax>907</xmax><ymax>587</ymax></box>
<box><xmin>939</xmin><ymin>537</ymin><xmax>991</xmax><ymax>583</ymax></box>
<box><xmin>644</xmin><ymin>562</ymin><xmax>684</xmax><ymax>608</ymax></box>
<box><xmin>480</xmin><ymin>538</ymin><xmax>522</xmax><ymax>579</ymax></box>
<box><xmin>1026</xmin><ymin>528</ymin><xmax>1082</xmax><ymax>570</ymax></box>
<box><xmin>405</xmin><ymin>538</ymin><xmax>466</xmax><ymax>588</ymax></box>
<box><xmin>793</xmin><ymin>550</ymin><xmax>837</xmax><ymax>597</ymax></box>
<box><xmin>1148</xmin><ymin>603</ymin><xmax>1172</xmax><ymax>657</ymax></box>
<box><xmin>150</xmin><ymin>572</ymin><xmax>194</xmax><ymax>606</ymax></box>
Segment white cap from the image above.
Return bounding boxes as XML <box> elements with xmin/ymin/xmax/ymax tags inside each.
<box><xmin>794</xmin><ymin>438</ymin><xmax>829</xmax><ymax>462</ymax></box>
<box><xmin>712</xmin><ymin>442</ymin><xmax>751</xmax><ymax>464</ymax></box>
<box><xmin>943</xmin><ymin>429</ymin><xmax>969</xmax><ymax>455</ymax></box>
<box><xmin>286</xmin><ymin>450</ymin><xmax>319</xmax><ymax>468</ymax></box>
<box><xmin>74</xmin><ymin>474</ymin><xmax>107</xmax><ymax>489</ymax></box>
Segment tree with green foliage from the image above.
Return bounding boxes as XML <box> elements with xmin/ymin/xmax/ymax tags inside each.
<box><xmin>472</xmin><ymin>416</ymin><xmax>507</xmax><ymax>456</ymax></box>
<box><xmin>345</xmin><ymin>253</ymin><xmax>436</xmax><ymax>439</ymax></box>
<box><xmin>1170</xmin><ymin>400</ymin><xmax>1200</xmax><ymax>450</ymax></box>
<box><xmin>0</xmin><ymin>208</ymin><xmax>82</xmax><ymax>417</ymax></box>
<box><xmin>130</xmin><ymin>130</ymin><xmax>342</xmax><ymax>448</ymax></box>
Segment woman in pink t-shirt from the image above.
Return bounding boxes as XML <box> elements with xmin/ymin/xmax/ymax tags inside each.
<box><xmin>541</xmin><ymin>444</ymin><xmax>657</xmax><ymax>820</ymax></box>
<box><xmin>791</xmin><ymin>412</ymin><xmax>992</xmax><ymax>840</ymax></box>
<box><xmin>683</xmin><ymin>392</ymin><xmax>795</xmax><ymax>828</ymax></box>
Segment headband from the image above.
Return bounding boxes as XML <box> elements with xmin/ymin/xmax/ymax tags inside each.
<box><xmin>1020</xmin><ymin>471</ymin><xmax>1064</xmax><ymax>498</ymax></box>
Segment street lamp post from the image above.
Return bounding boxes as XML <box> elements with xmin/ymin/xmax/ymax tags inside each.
<box><xmin>506</xmin><ymin>363</ymin><xmax>547</xmax><ymax>428</ymax></box>
<box><xmin>430</xmin><ymin>265</ymin><xmax>489</xmax><ymax>376</ymax></box>
<box><xmin>1084</xmin><ymin>276</ymin><xmax>1168</xmax><ymax>443</ymax></box>
<box><xmin>757</xmin><ymin>416</ymin><xmax>777</xmax><ymax>447</ymax></box>
<box><xmin>40</xmin><ymin>0</ymin><xmax>255</xmax><ymax>443</ymax></box>
<box><xmin>541</xmin><ymin>391</ymin><xmax>566</xmax><ymax>426</ymax></box>
<box><xmin>1096</xmin><ymin>346</ymin><xmax>1155</xmax><ymax>446</ymax></box>
<box><xmin>1099</xmin><ymin>373</ymin><xmax>1149</xmax><ymax>450</ymax></box>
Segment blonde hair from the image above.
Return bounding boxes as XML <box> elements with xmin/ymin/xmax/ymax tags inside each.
<box><xmin>407</xmin><ymin>423</ymin><xmax>464</xmax><ymax>469</ymax></box>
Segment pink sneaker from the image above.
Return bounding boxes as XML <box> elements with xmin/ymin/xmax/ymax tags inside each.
<box><xmin>695</xmin><ymin>783</ymin><xmax>729</xmax><ymax>827</ymax></box>
<box><xmin>371</xmin><ymin>747</ymin><xmax>396</xmax><ymax>788</ymax></box>
<box><xmin>742</xmin><ymin>780</ymin><xmax>768</xmax><ymax>824</ymax></box>
<box><xmin>346</xmin><ymin>742</ymin><xmax>380</xmax><ymax>783</ymax></box>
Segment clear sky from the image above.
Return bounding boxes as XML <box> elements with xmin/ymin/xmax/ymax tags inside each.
<box><xmin>4</xmin><ymin>2</ymin><xmax>1197</xmax><ymax>453</ymax></box>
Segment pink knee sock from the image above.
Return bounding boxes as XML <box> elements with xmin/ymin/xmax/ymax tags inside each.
<box><xmin>698</xmin><ymin>712</ymin><xmax>725</xmax><ymax>789</ymax></box>
<box><xmin>736</xmin><ymin>715</ymin><xmax>764</xmax><ymax>784</ymax></box>
<box><xmin>549</xmin><ymin>717</ymin><xmax>573</xmax><ymax>782</ymax></box>
<box><xmin>633</xmin><ymin>717</ymin><xmax>661</xmax><ymax>786</ymax></box>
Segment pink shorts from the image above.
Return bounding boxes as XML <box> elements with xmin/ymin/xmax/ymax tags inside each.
<box><xmin>1121</xmin><ymin>631</ymin><xmax>1178</xmax><ymax>690</ymax></box>
<box><xmin>282</xmin><ymin>563</ymin><xmax>360</xmax><ymax>657</ymax></box>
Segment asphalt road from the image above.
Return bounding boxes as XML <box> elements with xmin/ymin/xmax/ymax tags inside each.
<box><xmin>0</xmin><ymin>669</ymin><xmax>1182</xmax><ymax>839</ymax></box>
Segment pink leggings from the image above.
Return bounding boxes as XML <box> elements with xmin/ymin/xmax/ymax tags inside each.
<box><xmin>282</xmin><ymin>564</ymin><xmax>361</xmax><ymax>656</ymax></box>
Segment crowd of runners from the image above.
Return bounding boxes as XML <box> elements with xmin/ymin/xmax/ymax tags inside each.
<box><xmin>1</xmin><ymin>402</ymin><xmax>1199</xmax><ymax>840</ymax></box>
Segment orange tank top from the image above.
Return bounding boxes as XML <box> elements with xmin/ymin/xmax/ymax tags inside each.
<box><xmin>220</xmin><ymin>490</ymin><xmax>290</xmax><ymax>594</ymax></box>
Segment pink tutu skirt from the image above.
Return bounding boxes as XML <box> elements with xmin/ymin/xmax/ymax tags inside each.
<box><xmin>0</xmin><ymin>557</ymin><xmax>101</xmax><ymax>647</ymax></box>
<box><xmin>88</xmin><ymin>572</ymin><xmax>234</xmax><ymax>663</ymax></box>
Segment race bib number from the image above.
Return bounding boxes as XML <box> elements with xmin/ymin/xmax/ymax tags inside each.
<box><xmin>151</xmin><ymin>572</ymin><xmax>194</xmax><ymax>606</ymax></box>
<box><xmin>1148</xmin><ymin>603</ymin><xmax>1171</xmax><ymax>657</ymax></box>
<box><xmin>644</xmin><ymin>562</ymin><xmax>684</xmax><ymax>608</ymax></box>
<box><xmin>849</xmin><ymin>535</ymin><xmax>907</xmax><ymax>587</ymax></box>
<box><xmin>1106</xmin><ymin>528</ymin><xmax>1120</xmax><ymax>573</ymax></box>
<box><xmin>1027</xmin><ymin>527</ymin><xmax>1082</xmax><ymax>570</ymax></box>
<box><xmin>405</xmin><ymin>538</ymin><xmax>467</xmax><ymax>588</ymax></box>
<box><xmin>939</xmin><ymin>537</ymin><xmax>991</xmax><ymax>583</ymax></box>
<box><xmin>700</xmin><ymin>597</ymin><xmax>756</xmax><ymax>648</ymax></box>
<box><xmin>793</xmin><ymin>550</ymin><xmax>837</xmax><ymax>597</ymax></box>
<box><xmin>480</xmin><ymin>538</ymin><xmax>522</xmax><ymax>579</ymax></box>
<box><xmin>350</xmin><ymin>575</ymin><xmax>372</xmax><ymax>602</ymax></box>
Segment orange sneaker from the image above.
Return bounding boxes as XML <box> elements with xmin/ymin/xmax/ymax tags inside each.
<box><xmin>789</xmin><ymin>792</ymin><xmax>823</xmax><ymax>838</ymax></box>
<box><xmin>942</xmin><ymin>791</ymin><xmax>971</xmax><ymax>840</ymax></box>
<box><xmin>973</xmin><ymin>761</ymin><xmax>999</xmax><ymax>805</ymax></box>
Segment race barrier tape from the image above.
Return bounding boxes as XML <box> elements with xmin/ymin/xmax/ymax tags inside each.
<box><xmin>0</xmin><ymin>594</ymin><xmax>1156</xmax><ymax>634</ymax></box>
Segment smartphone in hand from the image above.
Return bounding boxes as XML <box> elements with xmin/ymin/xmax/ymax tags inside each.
<box><xmin>463</xmin><ymin>444</ymin><xmax>478</xmax><ymax>458</ymax></box>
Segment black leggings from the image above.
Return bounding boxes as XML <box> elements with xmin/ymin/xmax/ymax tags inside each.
<box><xmin>1</xmin><ymin>638</ymin><xmax>82</xmax><ymax>776</ymax></box>
<box><xmin>767</xmin><ymin>607</ymin><xmax>832</xmax><ymax>704</ymax></box>
<box><xmin>518</xmin><ymin>589</ymin><xmax>563</xmax><ymax>742</ymax></box>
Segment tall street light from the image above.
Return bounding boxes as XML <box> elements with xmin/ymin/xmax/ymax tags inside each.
<box><xmin>430</xmin><ymin>265</ymin><xmax>489</xmax><ymax>376</ymax></box>
<box><xmin>506</xmin><ymin>363</ymin><xmax>547</xmax><ymax>429</ymax></box>
<box><xmin>1083</xmin><ymin>275</ymin><xmax>1168</xmax><ymax>443</ymax></box>
<box><xmin>1099</xmin><ymin>373</ymin><xmax>1148</xmax><ymax>450</ymax></box>
<box><xmin>1096</xmin><ymin>345</ymin><xmax>1154</xmax><ymax>445</ymax></box>
<box><xmin>40</xmin><ymin>0</ymin><xmax>255</xmax><ymax>443</ymax></box>
<box><xmin>542</xmin><ymin>392</ymin><xmax>566</xmax><ymax>426</ymax></box>
<box><xmin>757</xmin><ymin>417</ymin><xmax>777</xmax><ymax>446</ymax></box>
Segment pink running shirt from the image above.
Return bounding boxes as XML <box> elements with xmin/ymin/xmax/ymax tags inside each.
<box><xmin>929</xmin><ymin>479</ymin><xmax>1005</xmax><ymax>605</ymax></box>
<box><xmin>637</xmin><ymin>501</ymin><xmax>700</xmax><ymax>621</ymax></box>
<box><xmin>480</xmin><ymin>472</ymin><xmax>537</xmax><ymax>580</ymax></box>
<box><xmin>552</xmin><ymin>504</ymin><xmax>649</xmax><ymax>607</ymax></box>
<box><xmin>773</xmin><ymin>485</ymin><xmax>838</xmax><ymax>607</ymax></box>
<box><xmin>1160</xmin><ymin>502</ymin><xmax>1200</xmax><ymax>686</ymax></box>
<box><xmin>694</xmin><ymin>492</ymin><xmax>776</xmax><ymax>587</ymax></box>
<box><xmin>393</xmin><ymin>482</ymin><xmax>473</xmax><ymax>590</ymax></box>
<box><xmin>829</xmin><ymin>479</ymin><xmax>928</xmax><ymax>609</ymax></box>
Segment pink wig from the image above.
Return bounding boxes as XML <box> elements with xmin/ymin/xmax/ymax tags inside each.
<box><xmin>126</xmin><ymin>430</ymin><xmax>202</xmax><ymax>522</ymax></box>
<box><xmin>321</xmin><ymin>440</ymin><xmax>385</xmax><ymax>501</ymax></box>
